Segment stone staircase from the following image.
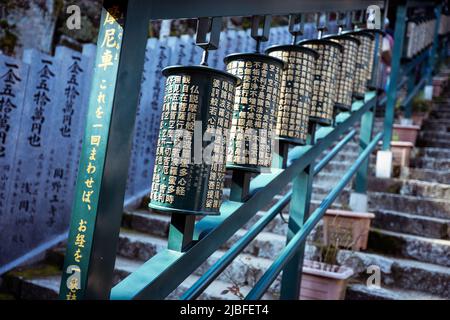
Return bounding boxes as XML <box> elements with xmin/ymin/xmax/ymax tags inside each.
<box><xmin>341</xmin><ymin>98</ymin><xmax>450</xmax><ymax>300</ymax></box>
<box><xmin>1</xmin><ymin>100</ymin><xmax>449</xmax><ymax>300</ymax></box>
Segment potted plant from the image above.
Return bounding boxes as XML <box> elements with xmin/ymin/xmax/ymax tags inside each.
<box><xmin>433</xmin><ymin>75</ymin><xmax>448</xmax><ymax>97</ymax></box>
<box><xmin>392</xmin><ymin>123</ymin><xmax>421</xmax><ymax>145</ymax></box>
<box><xmin>300</xmin><ymin>250</ymin><xmax>354</xmax><ymax>300</ymax></box>
<box><xmin>407</xmin><ymin>95</ymin><xmax>432</xmax><ymax>127</ymax></box>
<box><xmin>322</xmin><ymin>209</ymin><xmax>375</xmax><ymax>251</ymax></box>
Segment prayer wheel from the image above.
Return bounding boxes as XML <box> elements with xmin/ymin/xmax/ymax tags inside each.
<box><xmin>265</xmin><ymin>45</ymin><xmax>319</xmax><ymax>145</ymax></box>
<box><xmin>363</xmin><ymin>29</ymin><xmax>384</xmax><ymax>90</ymax></box>
<box><xmin>149</xmin><ymin>65</ymin><xmax>240</xmax><ymax>215</ymax></box>
<box><xmin>298</xmin><ymin>39</ymin><xmax>343</xmax><ymax>126</ymax></box>
<box><xmin>323</xmin><ymin>34</ymin><xmax>360</xmax><ymax>112</ymax></box>
<box><xmin>224</xmin><ymin>53</ymin><xmax>284</xmax><ymax>172</ymax></box>
<box><xmin>344</xmin><ymin>31</ymin><xmax>374</xmax><ymax>100</ymax></box>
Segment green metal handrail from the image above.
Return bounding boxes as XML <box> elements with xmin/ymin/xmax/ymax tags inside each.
<box><xmin>181</xmin><ymin>129</ymin><xmax>357</xmax><ymax>300</ymax></box>
<box><xmin>111</xmin><ymin>93</ymin><xmax>377</xmax><ymax>300</ymax></box>
<box><xmin>245</xmin><ymin>131</ymin><xmax>384</xmax><ymax>300</ymax></box>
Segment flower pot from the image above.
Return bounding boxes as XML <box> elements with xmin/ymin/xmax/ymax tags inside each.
<box><xmin>391</xmin><ymin>141</ymin><xmax>414</xmax><ymax>167</ymax></box>
<box><xmin>433</xmin><ymin>76</ymin><xmax>447</xmax><ymax>97</ymax></box>
<box><xmin>393</xmin><ymin>124</ymin><xmax>421</xmax><ymax>145</ymax></box>
<box><xmin>323</xmin><ymin>209</ymin><xmax>375</xmax><ymax>251</ymax></box>
<box><xmin>300</xmin><ymin>260</ymin><xmax>354</xmax><ymax>300</ymax></box>
<box><xmin>411</xmin><ymin>112</ymin><xmax>427</xmax><ymax>127</ymax></box>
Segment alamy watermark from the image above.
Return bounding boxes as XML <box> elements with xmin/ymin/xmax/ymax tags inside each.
<box><xmin>66</xmin><ymin>5</ymin><xmax>81</xmax><ymax>30</ymax></box>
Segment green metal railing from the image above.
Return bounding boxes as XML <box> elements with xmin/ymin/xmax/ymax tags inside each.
<box><xmin>59</xmin><ymin>0</ymin><xmax>447</xmax><ymax>300</ymax></box>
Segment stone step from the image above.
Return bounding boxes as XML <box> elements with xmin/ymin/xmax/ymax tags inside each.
<box><xmin>118</xmin><ymin>229</ymin><xmax>168</xmax><ymax>261</ymax></box>
<box><xmin>314</xmin><ymin>172</ymin><xmax>354</xmax><ymax>186</ymax></box>
<box><xmin>419</xmin><ymin>131</ymin><xmax>450</xmax><ymax>141</ymax></box>
<box><xmin>0</xmin><ymin>258</ymin><xmax>276</xmax><ymax>300</ymax></box>
<box><xmin>372</xmin><ymin>209</ymin><xmax>450</xmax><ymax>239</ymax></box>
<box><xmin>326</xmin><ymin>151</ymin><xmax>359</xmax><ymax>163</ymax></box>
<box><xmin>346</xmin><ymin>283</ymin><xmax>446</xmax><ymax>300</ymax></box>
<box><xmin>404</xmin><ymin>167</ymin><xmax>450</xmax><ymax>184</ymax></box>
<box><xmin>368</xmin><ymin>228</ymin><xmax>450</xmax><ymax>267</ymax></box>
<box><xmin>423</xmin><ymin>118</ymin><xmax>450</xmax><ymax>126</ymax></box>
<box><xmin>118</xmin><ymin>226</ymin><xmax>290</xmax><ymax>262</ymax></box>
<box><xmin>368</xmin><ymin>177</ymin><xmax>450</xmax><ymax>199</ymax></box>
<box><xmin>368</xmin><ymin>192</ymin><xmax>450</xmax><ymax>220</ymax></box>
<box><xmin>122</xmin><ymin>209</ymin><xmax>171</xmax><ymax>238</ymax></box>
<box><xmin>172</xmin><ymin>273</ymin><xmax>277</xmax><ymax>300</ymax></box>
<box><xmin>337</xmin><ymin>250</ymin><xmax>450</xmax><ymax>297</ymax></box>
<box><xmin>418</xmin><ymin>147</ymin><xmax>450</xmax><ymax>159</ymax></box>
<box><xmin>421</xmin><ymin>123</ymin><xmax>450</xmax><ymax>133</ymax></box>
<box><xmin>412</xmin><ymin>156</ymin><xmax>450</xmax><ymax>171</ymax></box>
<box><xmin>115</xmin><ymin>251</ymin><xmax>282</xmax><ymax>298</ymax></box>
<box><xmin>417</xmin><ymin>138</ymin><xmax>450</xmax><ymax>148</ymax></box>
<box><xmin>311</xmin><ymin>184</ymin><xmax>350</xmax><ymax>204</ymax></box>
<box><xmin>428</xmin><ymin>111</ymin><xmax>450</xmax><ymax>119</ymax></box>
<box><xmin>0</xmin><ymin>264</ymin><xmax>61</xmax><ymax>300</ymax></box>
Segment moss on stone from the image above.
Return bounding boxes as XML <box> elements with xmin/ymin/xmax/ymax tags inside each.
<box><xmin>0</xmin><ymin>292</ymin><xmax>16</xmax><ymax>300</ymax></box>
<box><xmin>7</xmin><ymin>264</ymin><xmax>61</xmax><ymax>280</ymax></box>
<box><xmin>0</xmin><ymin>19</ymin><xmax>18</xmax><ymax>55</ymax></box>
<box><xmin>367</xmin><ymin>229</ymin><xmax>404</xmax><ymax>255</ymax></box>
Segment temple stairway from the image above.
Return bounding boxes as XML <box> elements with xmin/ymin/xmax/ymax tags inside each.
<box><xmin>1</xmin><ymin>99</ymin><xmax>450</xmax><ymax>300</ymax></box>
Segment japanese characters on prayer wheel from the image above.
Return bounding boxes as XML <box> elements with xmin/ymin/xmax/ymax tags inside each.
<box><xmin>149</xmin><ymin>66</ymin><xmax>240</xmax><ymax>215</ymax></box>
<box><xmin>364</xmin><ymin>29</ymin><xmax>384</xmax><ymax>91</ymax></box>
<box><xmin>298</xmin><ymin>39</ymin><xmax>343</xmax><ymax>126</ymax></box>
<box><xmin>323</xmin><ymin>34</ymin><xmax>360</xmax><ymax>112</ymax></box>
<box><xmin>265</xmin><ymin>45</ymin><xmax>319</xmax><ymax>145</ymax></box>
<box><xmin>224</xmin><ymin>53</ymin><xmax>284</xmax><ymax>172</ymax></box>
<box><xmin>344</xmin><ymin>31</ymin><xmax>374</xmax><ymax>100</ymax></box>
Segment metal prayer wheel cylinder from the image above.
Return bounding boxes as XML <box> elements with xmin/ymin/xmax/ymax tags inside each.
<box><xmin>299</xmin><ymin>39</ymin><xmax>343</xmax><ymax>126</ymax></box>
<box><xmin>265</xmin><ymin>45</ymin><xmax>319</xmax><ymax>145</ymax></box>
<box><xmin>224</xmin><ymin>53</ymin><xmax>284</xmax><ymax>172</ymax></box>
<box><xmin>344</xmin><ymin>31</ymin><xmax>374</xmax><ymax>100</ymax></box>
<box><xmin>363</xmin><ymin>29</ymin><xmax>384</xmax><ymax>90</ymax></box>
<box><xmin>149</xmin><ymin>65</ymin><xmax>240</xmax><ymax>215</ymax></box>
<box><xmin>323</xmin><ymin>35</ymin><xmax>360</xmax><ymax>112</ymax></box>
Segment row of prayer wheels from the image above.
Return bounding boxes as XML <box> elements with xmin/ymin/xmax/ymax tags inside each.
<box><xmin>405</xmin><ymin>17</ymin><xmax>437</xmax><ymax>59</ymax></box>
<box><xmin>149</xmin><ymin>23</ymin><xmax>382</xmax><ymax>216</ymax></box>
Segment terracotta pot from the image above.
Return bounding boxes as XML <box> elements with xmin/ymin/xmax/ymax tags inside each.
<box><xmin>411</xmin><ymin>113</ymin><xmax>426</xmax><ymax>127</ymax></box>
<box><xmin>393</xmin><ymin>124</ymin><xmax>421</xmax><ymax>144</ymax></box>
<box><xmin>323</xmin><ymin>209</ymin><xmax>375</xmax><ymax>251</ymax></box>
<box><xmin>391</xmin><ymin>141</ymin><xmax>414</xmax><ymax>167</ymax></box>
<box><xmin>300</xmin><ymin>260</ymin><xmax>354</xmax><ymax>300</ymax></box>
<box><xmin>433</xmin><ymin>76</ymin><xmax>448</xmax><ymax>97</ymax></box>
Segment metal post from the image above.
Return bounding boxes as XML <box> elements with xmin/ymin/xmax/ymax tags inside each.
<box><xmin>273</xmin><ymin>141</ymin><xmax>289</xmax><ymax>169</ymax></box>
<box><xmin>354</xmin><ymin>96</ymin><xmax>375</xmax><ymax>194</ymax></box>
<box><xmin>279</xmin><ymin>122</ymin><xmax>316</xmax><ymax>300</ymax></box>
<box><xmin>229</xmin><ymin>171</ymin><xmax>251</xmax><ymax>202</ymax></box>
<box><xmin>426</xmin><ymin>3</ymin><xmax>443</xmax><ymax>85</ymax></box>
<box><xmin>382</xmin><ymin>1</ymin><xmax>407</xmax><ymax>150</ymax></box>
<box><xmin>59</xmin><ymin>0</ymin><xmax>150</xmax><ymax>300</ymax></box>
<box><xmin>167</xmin><ymin>215</ymin><xmax>196</xmax><ymax>252</ymax></box>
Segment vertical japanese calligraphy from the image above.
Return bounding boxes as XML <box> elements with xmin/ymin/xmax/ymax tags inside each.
<box><xmin>267</xmin><ymin>45</ymin><xmax>318</xmax><ymax>145</ymax></box>
<box><xmin>149</xmin><ymin>66</ymin><xmax>238</xmax><ymax>215</ymax></box>
<box><xmin>364</xmin><ymin>29</ymin><xmax>384</xmax><ymax>90</ymax></box>
<box><xmin>3</xmin><ymin>49</ymin><xmax>57</xmax><ymax>268</ymax></box>
<box><xmin>324</xmin><ymin>35</ymin><xmax>360</xmax><ymax>112</ymax></box>
<box><xmin>60</xmin><ymin>3</ymin><xmax>125</xmax><ymax>301</ymax></box>
<box><xmin>346</xmin><ymin>31</ymin><xmax>374</xmax><ymax>100</ymax></box>
<box><xmin>225</xmin><ymin>54</ymin><xmax>283</xmax><ymax>172</ymax></box>
<box><xmin>300</xmin><ymin>39</ymin><xmax>343</xmax><ymax>126</ymax></box>
<box><xmin>0</xmin><ymin>55</ymin><xmax>28</xmax><ymax>267</ymax></box>
<box><xmin>42</xmin><ymin>46</ymin><xmax>88</xmax><ymax>234</ymax></box>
